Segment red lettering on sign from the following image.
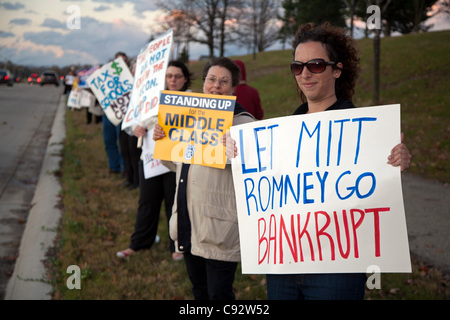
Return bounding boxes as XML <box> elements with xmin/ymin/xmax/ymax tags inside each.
<box><xmin>257</xmin><ymin>207</ymin><xmax>390</xmax><ymax>265</ymax></box>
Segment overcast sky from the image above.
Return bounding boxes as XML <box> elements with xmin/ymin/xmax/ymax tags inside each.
<box><xmin>1</xmin><ymin>0</ymin><xmax>173</xmax><ymax>67</ymax></box>
<box><xmin>1</xmin><ymin>0</ymin><xmax>449</xmax><ymax>68</ymax></box>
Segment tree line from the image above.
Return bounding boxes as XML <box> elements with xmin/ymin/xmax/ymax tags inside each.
<box><xmin>154</xmin><ymin>0</ymin><xmax>445</xmax><ymax>62</ymax></box>
<box><xmin>3</xmin><ymin>0</ymin><xmax>447</xmax><ymax>92</ymax></box>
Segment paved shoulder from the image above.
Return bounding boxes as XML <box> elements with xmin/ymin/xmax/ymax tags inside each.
<box><xmin>402</xmin><ymin>172</ymin><xmax>450</xmax><ymax>274</ymax></box>
<box><xmin>5</xmin><ymin>97</ymin><xmax>65</xmax><ymax>300</ymax></box>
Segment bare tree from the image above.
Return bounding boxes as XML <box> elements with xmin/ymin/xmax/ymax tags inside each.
<box><xmin>217</xmin><ymin>0</ymin><xmax>246</xmax><ymax>56</ymax></box>
<box><xmin>343</xmin><ymin>0</ymin><xmax>362</xmax><ymax>37</ymax></box>
<box><xmin>157</xmin><ymin>0</ymin><xmax>246</xmax><ymax>58</ymax></box>
<box><xmin>155</xmin><ymin>7</ymin><xmax>194</xmax><ymax>60</ymax></box>
<box><xmin>256</xmin><ymin>0</ymin><xmax>281</xmax><ymax>52</ymax></box>
<box><xmin>411</xmin><ymin>0</ymin><xmax>437</xmax><ymax>32</ymax></box>
<box><xmin>236</xmin><ymin>0</ymin><xmax>282</xmax><ymax>59</ymax></box>
<box><xmin>157</xmin><ymin>0</ymin><xmax>284</xmax><ymax>59</ymax></box>
<box><xmin>156</xmin><ymin>0</ymin><xmax>219</xmax><ymax>58</ymax></box>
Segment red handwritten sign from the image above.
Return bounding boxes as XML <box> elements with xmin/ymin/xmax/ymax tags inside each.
<box><xmin>230</xmin><ymin>105</ymin><xmax>411</xmax><ymax>274</ymax></box>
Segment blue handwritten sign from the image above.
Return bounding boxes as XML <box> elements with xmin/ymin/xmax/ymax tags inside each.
<box><xmin>230</xmin><ymin>105</ymin><xmax>411</xmax><ymax>274</ymax></box>
<box><xmin>87</xmin><ymin>56</ymin><xmax>133</xmax><ymax>126</ymax></box>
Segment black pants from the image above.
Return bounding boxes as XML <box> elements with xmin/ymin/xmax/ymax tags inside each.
<box><xmin>86</xmin><ymin>108</ymin><xmax>102</xmax><ymax>124</ymax></box>
<box><xmin>183</xmin><ymin>252</ymin><xmax>237</xmax><ymax>300</ymax></box>
<box><xmin>120</xmin><ymin>131</ymin><xmax>141</xmax><ymax>187</ymax></box>
<box><xmin>129</xmin><ymin>161</ymin><xmax>176</xmax><ymax>252</ymax></box>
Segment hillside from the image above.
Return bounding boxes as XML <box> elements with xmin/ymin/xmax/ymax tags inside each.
<box><xmin>188</xmin><ymin>30</ymin><xmax>450</xmax><ymax>183</ymax></box>
<box><xmin>52</xmin><ymin>30</ymin><xmax>450</xmax><ymax>301</ymax></box>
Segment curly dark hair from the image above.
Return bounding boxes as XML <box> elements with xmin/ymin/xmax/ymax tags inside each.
<box><xmin>202</xmin><ymin>57</ymin><xmax>240</xmax><ymax>87</ymax></box>
<box><xmin>292</xmin><ymin>22</ymin><xmax>360</xmax><ymax>103</ymax></box>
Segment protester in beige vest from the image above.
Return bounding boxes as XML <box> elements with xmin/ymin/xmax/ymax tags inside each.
<box><xmin>153</xmin><ymin>57</ymin><xmax>255</xmax><ymax>300</ymax></box>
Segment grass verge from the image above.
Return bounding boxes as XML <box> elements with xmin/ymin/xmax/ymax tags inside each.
<box><xmin>49</xmin><ymin>102</ymin><xmax>449</xmax><ymax>300</ymax></box>
<box><xmin>50</xmin><ymin>31</ymin><xmax>449</xmax><ymax>300</ymax></box>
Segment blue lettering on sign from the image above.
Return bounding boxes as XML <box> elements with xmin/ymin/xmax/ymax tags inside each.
<box><xmin>238</xmin><ymin>116</ymin><xmax>379</xmax><ymax>216</ymax></box>
<box><xmin>243</xmin><ymin>171</ymin><xmax>330</xmax><ymax>216</ymax></box>
<box><xmin>295</xmin><ymin>117</ymin><xmax>377</xmax><ymax>168</ymax></box>
<box><xmin>239</xmin><ymin>125</ymin><xmax>278</xmax><ymax>174</ymax></box>
<box><xmin>96</xmin><ymin>77</ymin><xmax>133</xmax><ymax>111</ymax></box>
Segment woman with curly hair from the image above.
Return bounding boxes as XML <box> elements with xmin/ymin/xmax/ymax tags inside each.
<box><xmin>224</xmin><ymin>22</ymin><xmax>411</xmax><ymax>300</ymax></box>
<box><xmin>290</xmin><ymin>22</ymin><xmax>360</xmax><ymax>113</ymax></box>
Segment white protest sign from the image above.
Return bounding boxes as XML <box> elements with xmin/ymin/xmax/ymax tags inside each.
<box><xmin>67</xmin><ymin>87</ymin><xmax>82</xmax><ymax>109</ymax></box>
<box><xmin>230</xmin><ymin>105</ymin><xmax>411</xmax><ymax>274</ymax></box>
<box><xmin>142</xmin><ymin>129</ymin><xmax>170</xmax><ymax>179</ymax></box>
<box><xmin>87</xmin><ymin>56</ymin><xmax>133</xmax><ymax>126</ymax></box>
<box><xmin>68</xmin><ymin>88</ymin><xmax>97</xmax><ymax>111</ymax></box>
<box><xmin>77</xmin><ymin>66</ymin><xmax>99</xmax><ymax>89</ymax></box>
<box><xmin>80</xmin><ymin>89</ymin><xmax>95</xmax><ymax>108</ymax></box>
<box><xmin>122</xmin><ymin>29</ymin><xmax>173</xmax><ymax>133</ymax></box>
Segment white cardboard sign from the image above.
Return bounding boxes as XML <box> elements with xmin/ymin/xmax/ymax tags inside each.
<box><xmin>122</xmin><ymin>29</ymin><xmax>173</xmax><ymax>133</ymax></box>
<box><xmin>142</xmin><ymin>129</ymin><xmax>170</xmax><ymax>179</ymax></box>
<box><xmin>230</xmin><ymin>105</ymin><xmax>411</xmax><ymax>274</ymax></box>
<box><xmin>87</xmin><ymin>56</ymin><xmax>133</xmax><ymax>126</ymax></box>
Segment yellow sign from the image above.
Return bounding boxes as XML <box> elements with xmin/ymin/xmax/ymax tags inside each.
<box><xmin>154</xmin><ymin>90</ymin><xmax>236</xmax><ymax>169</ymax></box>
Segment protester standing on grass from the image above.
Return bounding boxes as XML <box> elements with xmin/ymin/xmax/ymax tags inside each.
<box><xmin>117</xmin><ymin>61</ymin><xmax>192</xmax><ymax>261</ymax></box>
<box><xmin>233</xmin><ymin>60</ymin><xmax>264</xmax><ymax>120</ymax></box>
<box><xmin>119</xmin><ymin>58</ymin><xmax>141</xmax><ymax>190</ymax></box>
<box><xmin>153</xmin><ymin>57</ymin><xmax>255</xmax><ymax>300</ymax></box>
<box><xmin>223</xmin><ymin>22</ymin><xmax>411</xmax><ymax>300</ymax></box>
<box><xmin>63</xmin><ymin>67</ymin><xmax>75</xmax><ymax>96</ymax></box>
<box><xmin>102</xmin><ymin>52</ymin><xmax>126</xmax><ymax>175</ymax></box>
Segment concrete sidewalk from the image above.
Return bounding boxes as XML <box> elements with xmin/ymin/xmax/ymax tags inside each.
<box><xmin>4</xmin><ymin>96</ymin><xmax>449</xmax><ymax>299</ymax></box>
<box><xmin>402</xmin><ymin>172</ymin><xmax>450</xmax><ymax>274</ymax></box>
<box><xmin>5</xmin><ymin>97</ymin><xmax>65</xmax><ymax>300</ymax></box>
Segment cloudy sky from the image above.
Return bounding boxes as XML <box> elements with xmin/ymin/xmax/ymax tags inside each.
<box><xmin>0</xmin><ymin>0</ymin><xmax>265</xmax><ymax>67</ymax></box>
<box><xmin>1</xmin><ymin>0</ymin><xmax>449</xmax><ymax>68</ymax></box>
<box><xmin>0</xmin><ymin>0</ymin><xmax>175</xmax><ymax>67</ymax></box>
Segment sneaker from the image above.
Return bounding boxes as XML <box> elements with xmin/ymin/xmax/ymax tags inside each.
<box><xmin>116</xmin><ymin>248</ymin><xmax>135</xmax><ymax>259</ymax></box>
<box><xmin>172</xmin><ymin>252</ymin><xmax>184</xmax><ymax>261</ymax></box>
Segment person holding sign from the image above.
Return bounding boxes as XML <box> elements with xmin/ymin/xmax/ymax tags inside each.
<box><xmin>117</xmin><ymin>61</ymin><xmax>192</xmax><ymax>261</ymax></box>
<box><xmin>224</xmin><ymin>23</ymin><xmax>411</xmax><ymax>300</ymax></box>
<box><xmin>233</xmin><ymin>60</ymin><xmax>264</xmax><ymax>120</ymax></box>
<box><xmin>101</xmin><ymin>51</ymin><xmax>128</xmax><ymax>175</ymax></box>
<box><xmin>153</xmin><ymin>57</ymin><xmax>255</xmax><ymax>300</ymax></box>
<box><xmin>119</xmin><ymin>58</ymin><xmax>141</xmax><ymax>190</ymax></box>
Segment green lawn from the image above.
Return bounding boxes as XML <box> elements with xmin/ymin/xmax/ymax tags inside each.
<box><xmin>50</xmin><ymin>30</ymin><xmax>450</xmax><ymax>301</ymax></box>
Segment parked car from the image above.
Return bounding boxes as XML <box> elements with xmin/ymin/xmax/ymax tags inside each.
<box><xmin>40</xmin><ymin>70</ymin><xmax>59</xmax><ymax>86</ymax></box>
<box><xmin>28</xmin><ymin>73</ymin><xmax>41</xmax><ymax>85</ymax></box>
<box><xmin>0</xmin><ymin>69</ymin><xmax>14</xmax><ymax>86</ymax></box>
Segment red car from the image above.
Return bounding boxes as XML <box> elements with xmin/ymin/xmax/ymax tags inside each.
<box><xmin>0</xmin><ymin>69</ymin><xmax>13</xmax><ymax>86</ymax></box>
<box><xmin>28</xmin><ymin>73</ymin><xmax>41</xmax><ymax>85</ymax></box>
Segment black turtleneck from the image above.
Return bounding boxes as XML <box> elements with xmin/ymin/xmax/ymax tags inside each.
<box><xmin>292</xmin><ymin>99</ymin><xmax>355</xmax><ymax>115</ymax></box>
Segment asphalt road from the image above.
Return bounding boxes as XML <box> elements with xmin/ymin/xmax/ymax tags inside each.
<box><xmin>0</xmin><ymin>83</ymin><xmax>62</xmax><ymax>299</ymax></box>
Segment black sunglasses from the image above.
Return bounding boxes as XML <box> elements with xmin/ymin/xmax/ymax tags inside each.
<box><xmin>290</xmin><ymin>59</ymin><xmax>337</xmax><ymax>75</ymax></box>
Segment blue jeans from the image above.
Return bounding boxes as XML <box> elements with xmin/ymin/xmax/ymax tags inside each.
<box><xmin>266</xmin><ymin>273</ymin><xmax>366</xmax><ymax>300</ymax></box>
<box><xmin>102</xmin><ymin>115</ymin><xmax>123</xmax><ymax>172</ymax></box>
